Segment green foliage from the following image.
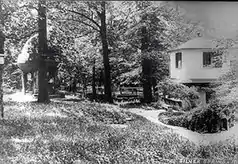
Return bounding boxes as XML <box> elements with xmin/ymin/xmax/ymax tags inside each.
<box><xmin>213</xmin><ymin>61</ymin><xmax>238</xmax><ymax>105</ymax></box>
<box><xmin>159</xmin><ymin>99</ymin><xmax>236</xmax><ymax>133</ymax></box>
<box><xmin>2</xmin><ymin>0</ymin><xmax>206</xmax><ymax>96</ymax></box>
<box><xmin>0</xmin><ymin>100</ymin><xmax>190</xmax><ymax>163</ymax></box>
<box><xmin>150</xmin><ymin>51</ymin><xmax>170</xmax><ymax>82</ymax></box>
<box><xmin>195</xmin><ymin>140</ymin><xmax>238</xmax><ymax>159</ymax></box>
<box><xmin>1</xmin><ymin>99</ymin><xmax>238</xmax><ymax>163</ymax></box>
<box><xmin>156</xmin><ymin>78</ymin><xmax>200</xmax><ymax>110</ymax></box>
<box><xmin>0</xmin><ymin>1</ymin><xmax>38</xmax><ymax>90</ymax></box>
<box><xmin>3</xmin><ymin>54</ymin><xmax>22</xmax><ymax>90</ymax></box>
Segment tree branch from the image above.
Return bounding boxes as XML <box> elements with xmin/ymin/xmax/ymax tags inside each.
<box><xmin>76</xmin><ymin>31</ymin><xmax>93</xmax><ymax>38</ymax></box>
<box><xmin>5</xmin><ymin>30</ymin><xmax>39</xmax><ymax>41</ymax></box>
<box><xmin>19</xmin><ymin>4</ymin><xmax>38</xmax><ymax>10</ymax></box>
<box><xmin>61</xmin><ymin>18</ymin><xmax>100</xmax><ymax>32</ymax></box>
<box><xmin>65</xmin><ymin>9</ymin><xmax>101</xmax><ymax>29</ymax></box>
<box><xmin>117</xmin><ymin>8</ymin><xmax>132</xmax><ymax>29</ymax></box>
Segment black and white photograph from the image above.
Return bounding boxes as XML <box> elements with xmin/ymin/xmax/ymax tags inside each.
<box><xmin>0</xmin><ymin>1</ymin><xmax>238</xmax><ymax>163</ymax></box>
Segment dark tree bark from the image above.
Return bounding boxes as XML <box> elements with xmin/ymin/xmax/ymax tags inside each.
<box><xmin>141</xmin><ymin>25</ymin><xmax>152</xmax><ymax>103</ymax></box>
<box><xmin>0</xmin><ymin>0</ymin><xmax>4</xmax><ymax>118</ymax></box>
<box><xmin>63</xmin><ymin>2</ymin><xmax>113</xmax><ymax>103</ymax></box>
<box><xmin>98</xmin><ymin>1</ymin><xmax>113</xmax><ymax>103</ymax></box>
<box><xmin>92</xmin><ymin>59</ymin><xmax>96</xmax><ymax>101</ymax></box>
<box><xmin>0</xmin><ymin>64</ymin><xmax>3</xmax><ymax>118</ymax></box>
<box><xmin>38</xmin><ymin>0</ymin><xmax>49</xmax><ymax>103</ymax></box>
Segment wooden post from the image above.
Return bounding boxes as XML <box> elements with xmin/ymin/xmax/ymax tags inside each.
<box><xmin>22</xmin><ymin>72</ymin><xmax>27</xmax><ymax>94</ymax></box>
<box><xmin>34</xmin><ymin>71</ymin><xmax>39</xmax><ymax>95</ymax></box>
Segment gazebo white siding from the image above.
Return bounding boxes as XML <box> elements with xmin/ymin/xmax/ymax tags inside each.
<box><xmin>170</xmin><ymin>49</ymin><xmax>225</xmax><ymax>83</ymax></box>
<box><xmin>169</xmin><ymin>36</ymin><xmax>238</xmax><ymax>83</ymax></box>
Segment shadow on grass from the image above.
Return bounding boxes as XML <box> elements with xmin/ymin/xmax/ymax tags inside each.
<box><xmin>118</xmin><ymin>102</ymin><xmax>144</xmax><ymax>109</ymax></box>
<box><xmin>0</xmin><ymin>111</ymin><xmax>98</xmax><ymax>163</ymax></box>
<box><xmin>2</xmin><ymin>99</ymin><xmax>228</xmax><ymax>163</ymax></box>
<box><xmin>0</xmin><ymin>118</ymin><xmax>34</xmax><ymax>139</ymax></box>
<box><xmin>52</xmin><ymin>98</ymin><xmax>86</xmax><ymax>103</ymax></box>
<box><xmin>118</xmin><ymin>102</ymin><xmax>161</xmax><ymax>110</ymax></box>
<box><xmin>0</xmin><ymin>110</ymin><xmax>150</xmax><ymax>163</ymax></box>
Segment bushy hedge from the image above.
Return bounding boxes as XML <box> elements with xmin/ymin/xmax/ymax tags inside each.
<box><xmin>158</xmin><ymin>99</ymin><xmax>236</xmax><ymax>133</ymax></box>
<box><xmin>156</xmin><ymin>79</ymin><xmax>200</xmax><ymax>111</ymax></box>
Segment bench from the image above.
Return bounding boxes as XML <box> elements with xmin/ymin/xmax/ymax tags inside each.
<box><xmin>114</xmin><ymin>94</ymin><xmax>140</xmax><ymax>102</ymax></box>
<box><xmin>162</xmin><ymin>97</ymin><xmax>182</xmax><ymax>107</ymax></box>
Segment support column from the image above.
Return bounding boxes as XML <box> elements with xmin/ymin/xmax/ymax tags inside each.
<box><xmin>198</xmin><ymin>90</ymin><xmax>206</xmax><ymax>106</ymax></box>
<box><xmin>34</xmin><ymin>71</ymin><xmax>39</xmax><ymax>95</ymax></box>
<box><xmin>22</xmin><ymin>72</ymin><xmax>27</xmax><ymax>94</ymax></box>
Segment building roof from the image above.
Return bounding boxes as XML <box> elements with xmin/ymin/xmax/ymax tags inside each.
<box><xmin>171</xmin><ymin>36</ymin><xmax>217</xmax><ymax>52</ymax></box>
<box><xmin>17</xmin><ymin>34</ymin><xmax>38</xmax><ymax>64</ymax></box>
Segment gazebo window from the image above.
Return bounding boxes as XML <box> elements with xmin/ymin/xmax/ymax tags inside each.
<box><xmin>175</xmin><ymin>52</ymin><xmax>182</xmax><ymax>68</ymax></box>
<box><xmin>203</xmin><ymin>51</ymin><xmax>222</xmax><ymax>68</ymax></box>
<box><xmin>203</xmin><ymin>52</ymin><xmax>212</xmax><ymax>66</ymax></box>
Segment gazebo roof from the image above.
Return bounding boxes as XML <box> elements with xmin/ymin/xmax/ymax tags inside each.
<box><xmin>17</xmin><ymin>33</ymin><xmax>38</xmax><ymax>64</ymax></box>
<box><xmin>171</xmin><ymin>36</ymin><xmax>217</xmax><ymax>52</ymax></box>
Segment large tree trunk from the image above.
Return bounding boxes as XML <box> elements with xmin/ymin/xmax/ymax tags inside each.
<box><xmin>92</xmin><ymin>59</ymin><xmax>96</xmax><ymax>101</ymax></box>
<box><xmin>99</xmin><ymin>1</ymin><xmax>113</xmax><ymax>103</ymax></box>
<box><xmin>141</xmin><ymin>25</ymin><xmax>152</xmax><ymax>103</ymax></box>
<box><xmin>0</xmin><ymin>0</ymin><xmax>4</xmax><ymax>118</ymax></box>
<box><xmin>38</xmin><ymin>0</ymin><xmax>49</xmax><ymax>103</ymax></box>
<box><xmin>0</xmin><ymin>64</ymin><xmax>3</xmax><ymax>118</ymax></box>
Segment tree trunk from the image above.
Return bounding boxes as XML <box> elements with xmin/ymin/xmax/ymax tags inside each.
<box><xmin>0</xmin><ymin>65</ymin><xmax>3</xmax><ymax>118</ymax></box>
<box><xmin>0</xmin><ymin>0</ymin><xmax>5</xmax><ymax>118</ymax></box>
<box><xmin>92</xmin><ymin>59</ymin><xmax>96</xmax><ymax>101</ymax></box>
<box><xmin>38</xmin><ymin>0</ymin><xmax>49</xmax><ymax>103</ymax></box>
<box><xmin>99</xmin><ymin>1</ymin><xmax>113</xmax><ymax>103</ymax></box>
<box><xmin>22</xmin><ymin>72</ymin><xmax>27</xmax><ymax>94</ymax></box>
<box><xmin>141</xmin><ymin>25</ymin><xmax>152</xmax><ymax>103</ymax></box>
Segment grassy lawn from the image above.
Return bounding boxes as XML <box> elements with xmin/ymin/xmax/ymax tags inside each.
<box><xmin>0</xmin><ymin>98</ymin><xmax>238</xmax><ymax>163</ymax></box>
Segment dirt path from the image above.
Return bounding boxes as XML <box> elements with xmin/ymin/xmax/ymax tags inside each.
<box><xmin>127</xmin><ymin>108</ymin><xmax>238</xmax><ymax>146</ymax></box>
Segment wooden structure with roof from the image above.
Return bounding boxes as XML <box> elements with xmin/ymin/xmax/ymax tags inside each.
<box><xmin>169</xmin><ymin>34</ymin><xmax>238</xmax><ymax>104</ymax></box>
<box><xmin>17</xmin><ymin>34</ymin><xmax>59</xmax><ymax>95</ymax></box>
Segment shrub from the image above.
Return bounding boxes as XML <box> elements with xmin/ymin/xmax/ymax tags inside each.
<box><xmin>158</xmin><ymin>99</ymin><xmax>236</xmax><ymax>133</ymax></box>
<box><xmin>156</xmin><ymin>78</ymin><xmax>200</xmax><ymax>111</ymax></box>
<box><xmin>213</xmin><ymin>62</ymin><xmax>238</xmax><ymax>105</ymax></box>
<box><xmin>78</xmin><ymin>103</ymin><xmax>137</xmax><ymax>124</ymax></box>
